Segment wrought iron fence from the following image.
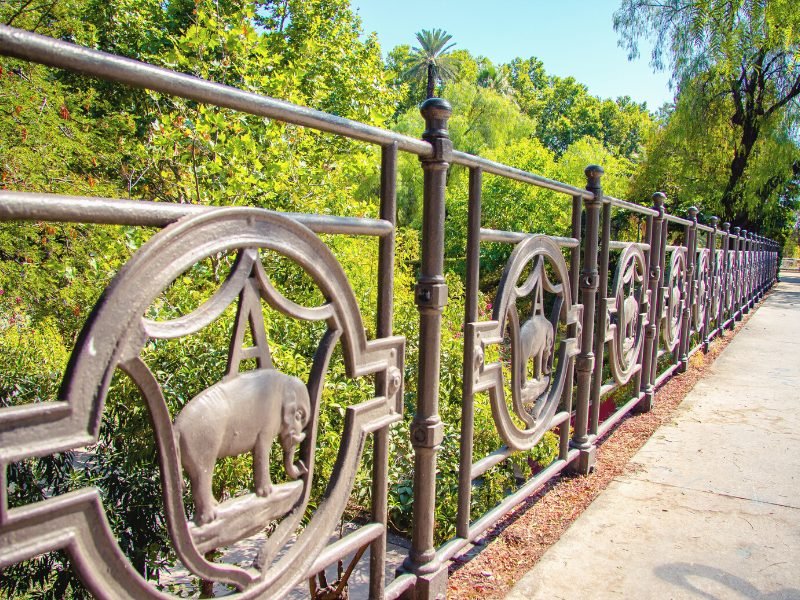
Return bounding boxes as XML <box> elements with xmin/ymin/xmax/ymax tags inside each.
<box><xmin>0</xmin><ymin>26</ymin><xmax>779</xmax><ymax>599</ymax></box>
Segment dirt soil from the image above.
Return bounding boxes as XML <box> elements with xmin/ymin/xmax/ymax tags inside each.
<box><xmin>447</xmin><ymin>299</ymin><xmax>766</xmax><ymax>599</ymax></box>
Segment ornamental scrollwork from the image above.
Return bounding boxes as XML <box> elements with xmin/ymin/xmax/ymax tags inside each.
<box><xmin>693</xmin><ymin>249</ymin><xmax>712</xmax><ymax>331</ymax></box>
<box><xmin>0</xmin><ymin>208</ymin><xmax>404</xmax><ymax>598</ymax></box>
<box><xmin>607</xmin><ymin>244</ymin><xmax>649</xmax><ymax>385</ymax></box>
<box><xmin>466</xmin><ymin>235</ymin><xmax>582</xmax><ymax>452</ymax></box>
<box><xmin>662</xmin><ymin>247</ymin><xmax>687</xmax><ymax>352</ymax></box>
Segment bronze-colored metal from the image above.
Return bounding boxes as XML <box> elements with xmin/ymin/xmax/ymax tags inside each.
<box><xmin>405</xmin><ymin>98</ymin><xmax>452</xmax><ymax>585</ymax></box>
<box><xmin>1</xmin><ymin>209</ymin><xmax>405</xmax><ymax>598</ymax></box>
<box><xmin>467</xmin><ymin>235</ymin><xmax>581</xmax><ymax>450</ymax></box>
<box><xmin>570</xmin><ymin>166</ymin><xmax>604</xmax><ymax>474</ymax></box>
<box><xmin>640</xmin><ymin>193</ymin><xmax>666</xmax><ymax>411</ymax></box>
<box><xmin>678</xmin><ymin>207</ymin><xmax>698</xmax><ymax>372</ymax></box>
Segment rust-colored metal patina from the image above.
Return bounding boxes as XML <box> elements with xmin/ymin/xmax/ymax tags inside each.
<box><xmin>0</xmin><ymin>24</ymin><xmax>778</xmax><ymax>600</ymax></box>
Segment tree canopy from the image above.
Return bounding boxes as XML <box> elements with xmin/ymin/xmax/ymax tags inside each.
<box><xmin>615</xmin><ymin>0</ymin><xmax>800</xmax><ymax>235</ymax></box>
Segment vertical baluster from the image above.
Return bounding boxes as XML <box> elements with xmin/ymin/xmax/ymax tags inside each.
<box><xmin>633</xmin><ymin>213</ymin><xmax>653</xmax><ymax>400</ymax></box>
<box><xmin>703</xmin><ymin>217</ymin><xmax>718</xmax><ymax>351</ymax></box>
<box><xmin>759</xmin><ymin>236</ymin><xmax>765</xmax><ymax>296</ymax></box>
<box><xmin>370</xmin><ymin>141</ymin><xmax>397</xmax><ymax>598</ymax></box>
<box><xmin>560</xmin><ymin>194</ymin><xmax>583</xmax><ymax>460</ymax></box>
<box><xmin>720</xmin><ymin>223</ymin><xmax>730</xmax><ymax>331</ymax></box>
<box><xmin>589</xmin><ymin>201</ymin><xmax>611</xmax><ymax>436</ymax></box>
<box><xmin>743</xmin><ymin>232</ymin><xmax>750</xmax><ymax>308</ymax></box>
<box><xmin>733</xmin><ymin>227</ymin><xmax>742</xmax><ymax>322</ymax></box>
<box><xmin>570</xmin><ymin>165</ymin><xmax>603</xmax><ymax>475</ymax></box>
<box><xmin>406</xmin><ymin>98</ymin><xmax>452</xmax><ymax>597</ymax></box>
<box><xmin>678</xmin><ymin>207</ymin><xmax>697</xmax><ymax>372</ymax></box>
<box><xmin>639</xmin><ymin>193</ymin><xmax>665</xmax><ymax>412</ymax></box>
<box><xmin>748</xmin><ymin>233</ymin><xmax>753</xmax><ymax>304</ymax></box>
<box><xmin>742</xmin><ymin>231</ymin><xmax>751</xmax><ymax>313</ymax></box>
<box><xmin>457</xmin><ymin>167</ymin><xmax>482</xmax><ymax>540</ymax></box>
<box><xmin>756</xmin><ymin>235</ymin><xmax>762</xmax><ymax>297</ymax></box>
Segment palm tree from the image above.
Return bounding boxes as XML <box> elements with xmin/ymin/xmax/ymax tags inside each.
<box><xmin>477</xmin><ymin>64</ymin><xmax>511</xmax><ymax>95</ymax></box>
<box><xmin>403</xmin><ymin>29</ymin><xmax>457</xmax><ymax>99</ymax></box>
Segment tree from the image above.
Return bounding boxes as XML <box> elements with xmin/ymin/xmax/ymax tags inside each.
<box><xmin>403</xmin><ymin>28</ymin><xmax>457</xmax><ymax>99</ymax></box>
<box><xmin>614</xmin><ymin>0</ymin><xmax>800</xmax><ymax>224</ymax></box>
<box><xmin>626</xmin><ymin>80</ymin><xmax>799</xmax><ymax>239</ymax></box>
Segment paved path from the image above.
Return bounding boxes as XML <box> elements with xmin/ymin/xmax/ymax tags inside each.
<box><xmin>507</xmin><ymin>273</ymin><xmax>800</xmax><ymax>600</ymax></box>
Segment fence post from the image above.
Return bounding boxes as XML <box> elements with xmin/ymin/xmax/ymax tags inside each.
<box><xmin>405</xmin><ymin>98</ymin><xmax>452</xmax><ymax>597</ymax></box>
<box><xmin>758</xmin><ymin>235</ymin><xmax>765</xmax><ymax>297</ymax></box>
<box><xmin>678</xmin><ymin>207</ymin><xmax>697</xmax><ymax>372</ymax></box>
<box><xmin>742</xmin><ymin>230</ymin><xmax>751</xmax><ymax>313</ymax></box>
<box><xmin>569</xmin><ymin>165</ymin><xmax>603</xmax><ymax>475</ymax></box>
<box><xmin>756</xmin><ymin>235</ymin><xmax>762</xmax><ymax>297</ymax></box>
<box><xmin>733</xmin><ymin>227</ymin><xmax>743</xmax><ymax>322</ymax></box>
<box><xmin>638</xmin><ymin>193</ymin><xmax>665</xmax><ymax>412</ymax></box>
<box><xmin>720</xmin><ymin>222</ymin><xmax>730</xmax><ymax>331</ymax></box>
<box><xmin>589</xmin><ymin>199</ymin><xmax>611</xmax><ymax>435</ymax></box>
<box><xmin>703</xmin><ymin>216</ymin><xmax>718</xmax><ymax>352</ymax></box>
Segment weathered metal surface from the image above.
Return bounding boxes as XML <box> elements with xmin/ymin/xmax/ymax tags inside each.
<box><xmin>0</xmin><ymin>26</ymin><xmax>779</xmax><ymax>600</ymax></box>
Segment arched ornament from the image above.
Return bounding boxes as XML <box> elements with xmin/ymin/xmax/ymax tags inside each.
<box><xmin>0</xmin><ymin>208</ymin><xmax>404</xmax><ymax>599</ymax></box>
<box><xmin>726</xmin><ymin>251</ymin><xmax>737</xmax><ymax>313</ymax></box>
<box><xmin>693</xmin><ymin>249</ymin><xmax>712</xmax><ymax>331</ymax></box>
<box><xmin>466</xmin><ymin>235</ymin><xmax>582</xmax><ymax>452</ymax></box>
<box><xmin>661</xmin><ymin>247</ymin><xmax>686</xmax><ymax>352</ymax></box>
<box><xmin>607</xmin><ymin>243</ymin><xmax>649</xmax><ymax>385</ymax></box>
<box><xmin>711</xmin><ymin>251</ymin><xmax>723</xmax><ymax>319</ymax></box>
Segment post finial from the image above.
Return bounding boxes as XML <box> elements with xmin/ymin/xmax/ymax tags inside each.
<box><xmin>652</xmin><ymin>192</ymin><xmax>666</xmax><ymax>208</ymax></box>
<box><xmin>723</xmin><ymin>222</ymin><xmax>730</xmax><ymax>232</ymax></box>
<box><xmin>584</xmin><ymin>165</ymin><xmax>604</xmax><ymax>195</ymax></box>
<box><xmin>420</xmin><ymin>98</ymin><xmax>452</xmax><ymax>140</ymax></box>
<box><xmin>688</xmin><ymin>206</ymin><xmax>699</xmax><ymax>221</ymax></box>
<box><xmin>710</xmin><ymin>216</ymin><xmax>719</xmax><ymax>228</ymax></box>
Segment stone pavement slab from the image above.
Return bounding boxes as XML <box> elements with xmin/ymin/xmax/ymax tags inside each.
<box><xmin>506</xmin><ymin>273</ymin><xmax>800</xmax><ymax>600</ymax></box>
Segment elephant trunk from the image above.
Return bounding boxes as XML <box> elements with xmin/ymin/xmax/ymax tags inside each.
<box><xmin>281</xmin><ymin>434</ymin><xmax>307</xmax><ymax>480</ymax></box>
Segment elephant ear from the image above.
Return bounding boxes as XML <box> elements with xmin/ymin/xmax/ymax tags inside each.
<box><xmin>281</xmin><ymin>387</ymin><xmax>297</xmax><ymax>435</ymax></box>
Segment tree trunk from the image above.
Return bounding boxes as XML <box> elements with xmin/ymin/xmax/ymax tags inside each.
<box><xmin>721</xmin><ymin>118</ymin><xmax>759</xmax><ymax>225</ymax></box>
<box><xmin>426</xmin><ymin>63</ymin><xmax>435</xmax><ymax>99</ymax></box>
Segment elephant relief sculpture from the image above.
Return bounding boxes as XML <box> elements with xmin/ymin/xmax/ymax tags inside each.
<box><xmin>669</xmin><ymin>283</ymin><xmax>682</xmax><ymax>321</ymax></box>
<box><xmin>621</xmin><ymin>295</ymin><xmax>639</xmax><ymax>352</ymax></box>
<box><xmin>520</xmin><ymin>313</ymin><xmax>554</xmax><ymax>381</ymax></box>
<box><xmin>174</xmin><ymin>368</ymin><xmax>311</xmax><ymax>525</ymax></box>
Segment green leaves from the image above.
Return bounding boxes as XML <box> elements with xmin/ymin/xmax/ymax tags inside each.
<box><xmin>614</xmin><ymin>0</ymin><xmax>800</xmax><ymax>237</ymax></box>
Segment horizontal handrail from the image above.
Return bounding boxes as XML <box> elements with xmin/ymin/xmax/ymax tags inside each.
<box><xmin>603</xmin><ymin>195</ymin><xmax>658</xmax><ymax>216</ymax></box>
<box><xmin>479</xmin><ymin>228</ymin><xmax>580</xmax><ymax>247</ymax></box>
<box><xmin>0</xmin><ymin>191</ymin><xmax>394</xmax><ymax>237</ymax></box>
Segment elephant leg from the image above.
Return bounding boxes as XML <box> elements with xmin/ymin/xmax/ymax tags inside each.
<box><xmin>253</xmin><ymin>433</ymin><xmax>273</xmax><ymax>497</ymax></box>
<box><xmin>190</xmin><ymin>470</ymin><xmax>217</xmax><ymax>525</ymax></box>
<box><xmin>534</xmin><ymin>347</ymin><xmax>543</xmax><ymax>379</ymax></box>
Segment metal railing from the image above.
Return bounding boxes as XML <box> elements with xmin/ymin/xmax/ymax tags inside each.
<box><xmin>0</xmin><ymin>25</ymin><xmax>779</xmax><ymax>599</ymax></box>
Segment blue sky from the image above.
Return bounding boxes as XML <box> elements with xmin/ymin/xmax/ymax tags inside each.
<box><xmin>350</xmin><ymin>0</ymin><xmax>674</xmax><ymax>111</ymax></box>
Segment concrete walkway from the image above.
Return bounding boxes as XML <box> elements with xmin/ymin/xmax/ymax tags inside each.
<box><xmin>507</xmin><ymin>273</ymin><xmax>800</xmax><ymax>600</ymax></box>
